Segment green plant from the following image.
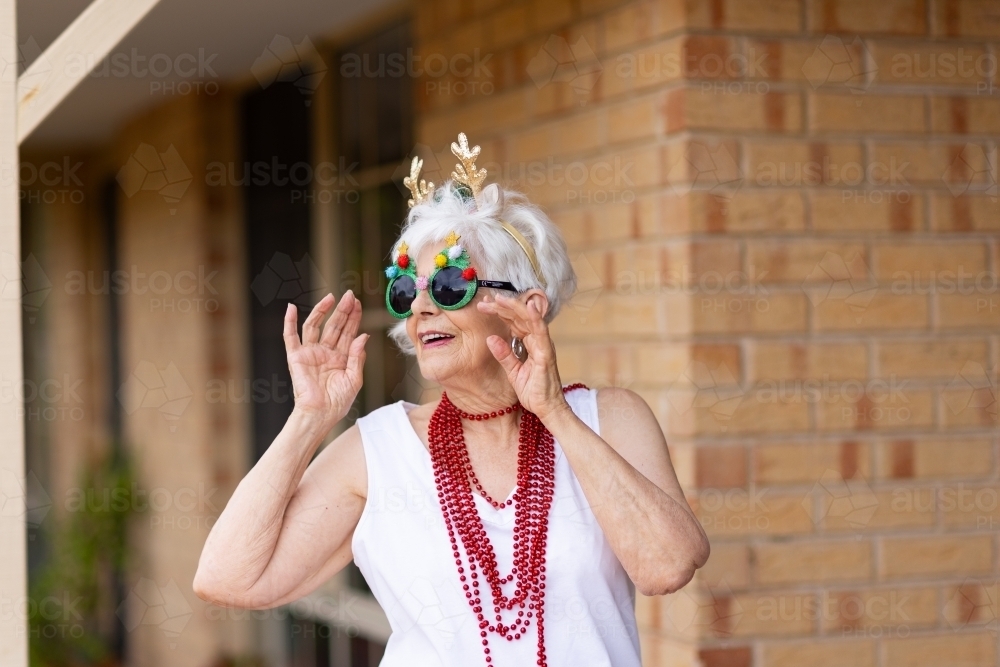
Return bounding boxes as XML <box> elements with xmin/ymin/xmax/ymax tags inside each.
<box><xmin>29</xmin><ymin>453</ymin><xmax>134</xmax><ymax>667</ymax></box>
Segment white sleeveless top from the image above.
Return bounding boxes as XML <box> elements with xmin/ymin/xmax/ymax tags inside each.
<box><xmin>352</xmin><ymin>388</ymin><xmax>641</xmax><ymax>667</ymax></box>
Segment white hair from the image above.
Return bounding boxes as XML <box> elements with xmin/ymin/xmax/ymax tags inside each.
<box><xmin>387</xmin><ymin>181</ymin><xmax>576</xmax><ymax>354</ymax></box>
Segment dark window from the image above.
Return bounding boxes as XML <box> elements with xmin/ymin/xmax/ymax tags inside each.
<box><xmin>332</xmin><ymin>21</ymin><xmax>416</xmax><ymax>601</ymax></box>
<box><xmin>245</xmin><ymin>19</ymin><xmax>410</xmax><ymax>661</ymax></box>
<box><xmin>335</xmin><ymin>20</ymin><xmax>414</xmax><ymax>424</ymax></box>
<box><xmin>242</xmin><ymin>80</ymin><xmax>314</xmax><ymax>462</ymax></box>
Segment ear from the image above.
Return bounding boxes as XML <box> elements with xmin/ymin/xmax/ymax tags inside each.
<box><xmin>522</xmin><ymin>288</ymin><xmax>550</xmax><ymax>320</ymax></box>
<box><xmin>479</xmin><ymin>183</ymin><xmax>502</xmax><ymax>208</ymax></box>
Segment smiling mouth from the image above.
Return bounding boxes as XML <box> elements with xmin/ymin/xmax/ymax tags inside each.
<box><xmin>420</xmin><ymin>332</ymin><xmax>455</xmax><ymax>348</ymax></box>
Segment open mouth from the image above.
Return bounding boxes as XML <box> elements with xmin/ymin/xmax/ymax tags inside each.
<box><xmin>420</xmin><ymin>332</ymin><xmax>455</xmax><ymax>348</ymax></box>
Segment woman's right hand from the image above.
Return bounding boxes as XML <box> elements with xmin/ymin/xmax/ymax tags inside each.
<box><xmin>283</xmin><ymin>291</ymin><xmax>368</xmax><ymax>430</ymax></box>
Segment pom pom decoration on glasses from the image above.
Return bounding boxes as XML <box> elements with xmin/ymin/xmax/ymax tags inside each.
<box><xmin>383</xmin><ymin>231</ymin><xmax>506</xmax><ymax>318</ymax></box>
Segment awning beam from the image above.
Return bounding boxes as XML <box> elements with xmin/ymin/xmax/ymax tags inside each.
<box><xmin>17</xmin><ymin>0</ymin><xmax>162</xmax><ymax>144</ymax></box>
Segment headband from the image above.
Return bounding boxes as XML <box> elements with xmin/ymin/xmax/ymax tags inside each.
<box><xmin>401</xmin><ymin>133</ymin><xmax>547</xmax><ymax>289</ymax></box>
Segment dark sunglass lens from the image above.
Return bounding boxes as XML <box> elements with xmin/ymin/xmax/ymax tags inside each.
<box><xmin>388</xmin><ymin>275</ymin><xmax>416</xmax><ymax>315</ymax></box>
<box><xmin>431</xmin><ymin>266</ymin><xmax>470</xmax><ymax>307</ymax></box>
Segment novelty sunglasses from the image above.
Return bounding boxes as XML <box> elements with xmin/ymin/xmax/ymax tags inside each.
<box><xmin>384</xmin><ymin>234</ymin><xmax>517</xmax><ymax>319</ymax></box>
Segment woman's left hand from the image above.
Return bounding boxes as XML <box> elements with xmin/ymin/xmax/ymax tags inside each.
<box><xmin>477</xmin><ymin>294</ymin><xmax>570</xmax><ymax>421</ymax></box>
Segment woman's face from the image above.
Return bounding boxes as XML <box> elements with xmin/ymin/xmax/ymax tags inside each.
<box><xmin>404</xmin><ymin>241</ymin><xmax>511</xmax><ymax>384</ymax></box>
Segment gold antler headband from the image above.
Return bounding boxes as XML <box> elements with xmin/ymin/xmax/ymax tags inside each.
<box><xmin>450</xmin><ymin>133</ymin><xmax>487</xmax><ymax>198</ymax></box>
<box><xmin>403</xmin><ymin>156</ymin><xmax>434</xmax><ymax>208</ymax></box>
<box><xmin>402</xmin><ymin>133</ymin><xmax>547</xmax><ymax>288</ymax></box>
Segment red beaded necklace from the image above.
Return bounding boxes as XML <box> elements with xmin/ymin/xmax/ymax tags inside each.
<box><xmin>428</xmin><ymin>383</ymin><xmax>588</xmax><ymax>667</ymax></box>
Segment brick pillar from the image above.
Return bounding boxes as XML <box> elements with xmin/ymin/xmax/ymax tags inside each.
<box><xmin>112</xmin><ymin>92</ymin><xmax>254</xmax><ymax>667</ymax></box>
<box><xmin>415</xmin><ymin>0</ymin><xmax>1000</xmax><ymax>665</ymax></box>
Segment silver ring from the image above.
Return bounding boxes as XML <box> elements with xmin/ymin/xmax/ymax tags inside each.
<box><xmin>511</xmin><ymin>336</ymin><xmax>528</xmax><ymax>362</ymax></box>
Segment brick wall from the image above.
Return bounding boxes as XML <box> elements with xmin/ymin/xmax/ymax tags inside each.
<box><xmin>112</xmin><ymin>92</ymin><xmax>255</xmax><ymax>667</ymax></box>
<box><xmin>23</xmin><ymin>92</ymin><xmax>256</xmax><ymax>667</ymax></box>
<box><xmin>414</xmin><ymin>0</ymin><xmax>999</xmax><ymax>665</ymax></box>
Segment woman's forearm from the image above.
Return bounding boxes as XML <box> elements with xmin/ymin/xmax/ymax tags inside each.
<box><xmin>541</xmin><ymin>405</ymin><xmax>709</xmax><ymax>595</ymax></box>
<box><xmin>193</xmin><ymin>410</ymin><xmax>329</xmax><ymax>600</ymax></box>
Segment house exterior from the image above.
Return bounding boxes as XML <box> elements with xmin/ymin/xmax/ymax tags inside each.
<box><xmin>5</xmin><ymin>0</ymin><xmax>999</xmax><ymax>665</ymax></box>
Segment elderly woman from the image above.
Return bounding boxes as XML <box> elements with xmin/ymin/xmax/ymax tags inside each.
<box><xmin>194</xmin><ymin>134</ymin><xmax>709</xmax><ymax>666</ymax></box>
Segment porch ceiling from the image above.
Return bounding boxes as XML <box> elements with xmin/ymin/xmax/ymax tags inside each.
<box><xmin>18</xmin><ymin>0</ymin><xmax>402</xmax><ymax>149</ymax></box>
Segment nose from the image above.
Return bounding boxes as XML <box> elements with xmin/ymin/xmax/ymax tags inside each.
<box><xmin>411</xmin><ymin>284</ymin><xmax>438</xmax><ymax>316</ymax></box>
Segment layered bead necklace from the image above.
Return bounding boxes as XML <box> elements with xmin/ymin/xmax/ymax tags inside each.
<box><xmin>428</xmin><ymin>384</ymin><xmax>588</xmax><ymax>667</ymax></box>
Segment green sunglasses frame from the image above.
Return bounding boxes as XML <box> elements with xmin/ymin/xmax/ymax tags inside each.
<box><xmin>384</xmin><ymin>240</ymin><xmax>517</xmax><ymax>318</ymax></box>
<box><xmin>385</xmin><ymin>266</ymin><xmax>475</xmax><ymax>318</ymax></box>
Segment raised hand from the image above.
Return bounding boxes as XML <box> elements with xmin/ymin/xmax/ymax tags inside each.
<box><xmin>477</xmin><ymin>294</ymin><xmax>569</xmax><ymax>421</ymax></box>
<box><xmin>283</xmin><ymin>291</ymin><xmax>368</xmax><ymax>430</ymax></box>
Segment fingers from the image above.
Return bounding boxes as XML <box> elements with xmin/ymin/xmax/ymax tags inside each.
<box><xmin>346</xmin><ymin>333</ymin><xmax>370</xmax><ymax>384</ymax></box>
<box><xmin>486</xmin><ymin>335</ymin><xmax>521</xmax><ymax>377</ymax></box>
<box><xmin>506</xmin><ymin>296</ymin><xmax>547</xmax><ymax>336</ymax></box>
<box><xmin>481</xmin><ymin>294</ymin><xmax>547</xmax><ymax>338</ymax></box>
<box><xmin>302</xmin><ymin>293</ymin><xmax>335</xmax><ymax>344</ymax></box>
<box><xmin>283</xmin><ymin>303</ymin><xmax>301</xmax><ymax>354</ymax></box>
<box><xmin>477</xmin><ymin>299</ymin><xmax>529</xmax><ymax>337</ymax></box>
<box><xmin>524</xmin><ymin>300</ymin><xmax>548</xmax><ymax>336</ymax></box>
<box><xmin>336</xmin><ymin>295</ymin><xmax>363</xmax><ymax>356</ymax></box>
<box><xmin>318</xmin><ymin>290</ymin><xmax>357</xmax><ymax>351</ymax></box>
